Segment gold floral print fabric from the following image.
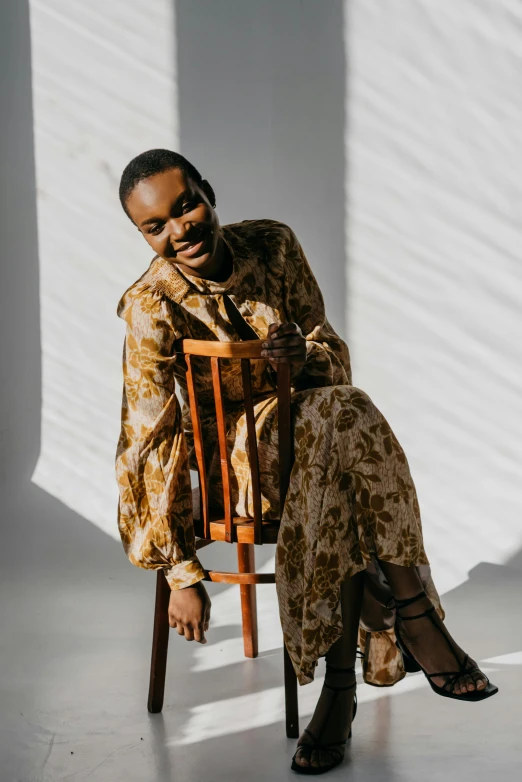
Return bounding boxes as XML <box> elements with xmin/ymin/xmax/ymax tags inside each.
<box><xmin>115</xmin><ymin>218</ymin><xmax>443</xmax><ymax>686</ymax></box>
<box><xmin>115</xmin><ymin>287</ymin><xmax>205</xmax><ymax>591</ymax></box>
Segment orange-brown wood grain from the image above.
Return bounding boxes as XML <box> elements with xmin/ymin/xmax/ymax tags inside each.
<box><xmin>210</xmin><ymin>356</ymin><xmax>234</xmax><ymax>543</ymax></box>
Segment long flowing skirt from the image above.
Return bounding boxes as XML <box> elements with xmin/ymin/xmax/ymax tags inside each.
<box><xmin>202</xmin><ymin>384</ymin><xmax>444</xmax><ymax>687</ymax></box>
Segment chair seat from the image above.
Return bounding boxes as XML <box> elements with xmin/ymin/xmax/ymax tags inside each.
<box><xmin>191</xmin><ymin>487</ymin><xmax>280</xmax><ymax>544</ymax></box>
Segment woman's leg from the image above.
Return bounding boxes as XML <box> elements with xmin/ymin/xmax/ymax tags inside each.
<box><xmin>294</xmin><ymin>571</ymin><xmax>365</xmax><ymax>771</ymax></box>
<box><xmin>377</xmin><ymin>560</ymin><xmax>488</xmax><ymax>694</ymax></box>
<box><xmin>272</xmin><ymin>384</ymin><xmax>491</xmax><ymax>699</ymax></box>
<box><xmin>325</xmin><ymin>571</ymin><xmax>365</xmax><ymax>669</ymax></box>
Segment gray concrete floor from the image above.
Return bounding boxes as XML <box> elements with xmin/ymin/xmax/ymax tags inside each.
<box><xmin>1</xmin><ymin>485</ymin><xmax>521</xmax><ymax>782</ymax></box>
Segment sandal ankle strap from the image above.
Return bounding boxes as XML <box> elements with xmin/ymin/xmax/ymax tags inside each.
<box><xmin>323</xmin><ymin>681</ymin><xmax>357</xmax><ymax>692</ymax></box>
<box><xmin>394</xmin><ymin>591</ymin><xmax>439</xmax><ymax>622</ymax></box>
<box><xmin>394</xmin><ymin>590</ymin><xmax>427</xmax><ymax>611</ymax></box>
<box><xmin>324</xmin><ymin>663</ymin><xmax>357</xmax><ymax>692</ymax></box>
<box><xmin>400</xmin><ymin>604</ymin><xmax>436</xmax><ymax>621</ymax></box>
<box><xmin>325</xmin><ymin>664</ymin><xmax>356</xmax><ymax>674</ymax></box>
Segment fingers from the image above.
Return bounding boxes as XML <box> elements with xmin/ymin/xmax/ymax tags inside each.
<box><xmin>262</xmin><ymin>323</ymin><xmax>306</xmax><ymax>364</ymax></box>
<box><xmin>264</xmin><ymin>347</ymin><xmax>304</xmax><ymax>358</ymax></box>
<box><xmin>263</xmin><ymin>337</ymin><xmax>303</xmax><ymax>352</ymax></box>
<box><xmin>193</xmin><ymin>624</ymin><xmax>208</xmax><ymax>644</ymax></box>
<box><xmin>265</xmin><ymin>336</ymin><xmax>303</xmax><ymax>350</ymax></box>
<box><xmin>170</xmin><ymin>620</ymin><xmax>209</xmax><ymax>644</ymax></box>
<box><xmin>269</xmin><ymin>322</ymin><xmax>298</xmax><ymax>337</ymax></box>
<box><xmin>267</xmin><ymin>322</ymin><xmax>301</xmax><ymax>340</ymax></box>
<box><xmin>167</xmin><ymin>583</ymin><xmax>211</xmax><ymax>645</ymax></box>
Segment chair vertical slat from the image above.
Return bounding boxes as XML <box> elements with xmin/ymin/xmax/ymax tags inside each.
<box><xmin>185</xmin><ymin>355</ymin><xmax>210</xmax><ymax>539</ymax></box>
<box><xmin>211</xmin><ymin>356</ymin><xmax>234</xmax><ymax>542</ymax></box>
<box><xmin>240</xmin><ymin>359</ymin><xmax>263</xmax><ymax>545</ymax></box>
<box><xmin>276</xmin><ymin>362</ymin><xmax>293</xmax><ymax>513</ymax></box>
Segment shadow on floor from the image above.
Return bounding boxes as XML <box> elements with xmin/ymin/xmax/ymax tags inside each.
<box><xmin>2</xmin><ymin>481</ymin><xmax>521</xmax><ymax>781</ymax></box>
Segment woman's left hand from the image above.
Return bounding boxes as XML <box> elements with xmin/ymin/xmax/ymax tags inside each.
<box><xmin>262</xmin><ymin>322</ymin><xmax>307</xmax><ymax>379</ymax></box>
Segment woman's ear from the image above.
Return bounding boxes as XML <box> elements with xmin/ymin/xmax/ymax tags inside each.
<box><xmin>201</xmin><ymin>179</ymin><xmax>216</xmax><ymax>209</ymax></box>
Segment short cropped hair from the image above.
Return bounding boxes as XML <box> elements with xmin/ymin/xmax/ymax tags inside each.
<box><xmin>119</xmin><ymin>148</ymin><xmax>203</xmax><ymax>218</ymax></box>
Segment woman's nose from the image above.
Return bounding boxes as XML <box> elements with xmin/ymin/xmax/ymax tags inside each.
<box><xmin>168</xmin><ymin>218</ymin><xmax>187</xmax><ymax>241</ymax></box>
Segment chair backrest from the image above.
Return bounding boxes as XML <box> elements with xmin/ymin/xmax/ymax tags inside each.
<box><xmin>182</xmin><ymin>339</ymin><xmax>293</xmax><ymax>545</ymax></box>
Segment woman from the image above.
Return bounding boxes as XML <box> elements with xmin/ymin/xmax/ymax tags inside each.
<box><xmin>115</xmin><ymin>149</ymin><xmax>497</xmax><ymax>775</ymax></box>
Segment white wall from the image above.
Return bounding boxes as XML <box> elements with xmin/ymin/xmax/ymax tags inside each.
<box><xmin>27</xmin><ymin>0</ymin><xmax>522</xmax><ymax>595</ymax></box>
<box><xmin>30</xmin><ymin>0</ymin><xmax>179</xmax><ymax>533</ymax></box>
<box><xmin>29</xmin><ymin>0</ymin><xmax>347</xmax><ymax>541</ymax></box>
<box><xmin>346</xmin><ymin>0</ymin><xmax>522</xmax><ymax>591</ymax></box>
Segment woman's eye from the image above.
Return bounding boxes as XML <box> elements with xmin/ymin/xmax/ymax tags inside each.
<box><xmin>182</xmin><ymin>200</ymin><xmax>197</xmax><ymax>213</ymax></box>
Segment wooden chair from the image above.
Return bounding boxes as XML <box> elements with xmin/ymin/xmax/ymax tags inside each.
<box><xmin>147</xmin><ymin>339</ymin><xmax>299</xmax><ymax>738</ymax></box>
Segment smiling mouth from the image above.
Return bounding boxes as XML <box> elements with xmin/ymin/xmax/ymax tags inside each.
<box><xmin>175</xmin><ymin>232</ymin><xmax>208</xmax><ymax>259</ymax></box>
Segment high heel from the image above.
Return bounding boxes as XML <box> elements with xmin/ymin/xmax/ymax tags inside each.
<box><xmin>291</xmin><ymin>664</ymin><xmax>357</xmax><ymax>776</ymax></box>
<box><xmin>394</xmin><ymin>591</ymin><xmax>498</xmax><ymax>702</ymax></box>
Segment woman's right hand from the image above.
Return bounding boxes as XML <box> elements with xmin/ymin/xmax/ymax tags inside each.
<box><xmin>168</xmin><ymin>581</ymin><xmax>211</xmax><ymax>643</ymax></box>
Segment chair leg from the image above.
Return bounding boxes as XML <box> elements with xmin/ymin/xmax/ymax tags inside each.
<box><xmin>147</xmin><ymin>570</ymin><xmax>170</xmax><ymax>713</ymax></box>
<box><xmin>237</xmin><ymin>543</ymin><xmax>258</xmax><ymax>658</ymax></box>
<box><xmin>283</xmin><ymin>642</ymin><xmax>299</xmax><ymax>738</ymax></box>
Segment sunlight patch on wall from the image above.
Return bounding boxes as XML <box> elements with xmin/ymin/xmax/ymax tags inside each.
<box><xmin>30</xmin><ymin>0</ymin><xmax>179</xmax><ymax>538</ymax></box>
<box><xmin>345</xmin><ymin>0</ymin><xmax>522</xmax><ymax>594</ymax></box>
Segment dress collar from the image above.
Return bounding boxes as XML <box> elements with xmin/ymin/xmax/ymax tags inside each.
<box><xmin>147</xmin><ymin>222</ymin><xmax>253</xmax><ymax>302</ymax></box>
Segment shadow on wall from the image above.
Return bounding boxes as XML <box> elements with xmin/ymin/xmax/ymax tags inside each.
<box><xmin>175</xmin><ymin>0</ymin><xmax>348</xmax><ymax>338</ymax></box>
<box><xmin>0</xmin><ymin>0</ymin><xmax>41</xmax><ymax>498</ymax></box>
<box><xmin>0</xmin><ymin>2</ymin><xmax>130</xmax><ymax>580</ymax></box>
<box><xmin>0</xmin><ymin>2</ymin><xmax>121</xmax><ymax>571</ymax></box>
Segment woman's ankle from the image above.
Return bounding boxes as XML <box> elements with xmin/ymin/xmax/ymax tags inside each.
<box><xmin>395</xmin><ymin>592</ymin><xmax>434</xmax><ymax>620</ymax></box>
<box><xmin>377</xmin><ymin>560</ymin><xmax>426</xmax><ymax>602</ymax></box>
<box><xmin>324</xmin><ymin>663</ymin><xmax>357</xmax><ymax>688</ymax></box>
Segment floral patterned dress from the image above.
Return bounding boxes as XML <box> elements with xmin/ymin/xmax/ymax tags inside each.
<box><xmin>115</xmin><ymin>218</ymin><xmax>444</xmax><ymax>687</ymax></box>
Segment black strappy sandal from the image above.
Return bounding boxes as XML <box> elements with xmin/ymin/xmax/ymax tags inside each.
<box><xmin>291</xmin><ymin>664</ymin><xmax>357</xmax><ymax>776</ymax></box>
<box><xmin>394</xmin><ymin>591</ymin><xmax>498</xmax><ymax>701</ymax></box>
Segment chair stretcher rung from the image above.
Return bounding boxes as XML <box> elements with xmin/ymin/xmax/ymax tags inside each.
<box><xmin>203</xmin><ymin>571</ymin><xmax>276</xmax><ymax>584</ymax></box>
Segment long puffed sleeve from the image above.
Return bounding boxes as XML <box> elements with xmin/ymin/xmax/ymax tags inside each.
<box><xmin>115</xmin><ymin>285</ymin><xmax>206</xmax><ymax>590</ymax></box>
<box><xmin>279</xmin><ymin>223</ymin><xmax>352</xmax><ymax>389</ymax></box>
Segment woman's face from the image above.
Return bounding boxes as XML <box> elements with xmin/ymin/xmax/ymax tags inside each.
<box><xmin>126</xmin><ymin>167</ymin><xmax>220</xmax><ymax>271</ymax></box>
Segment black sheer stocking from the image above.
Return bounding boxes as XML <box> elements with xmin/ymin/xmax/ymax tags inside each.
<box><xmin>294</xmin><ymin>571</ymin><xmax>364</xmax><ymax>771</ymax></box>
<box><xmin>377</xmin><ymin>561</ymin><xmax>488</xmax><ymax>694</ymax></box>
